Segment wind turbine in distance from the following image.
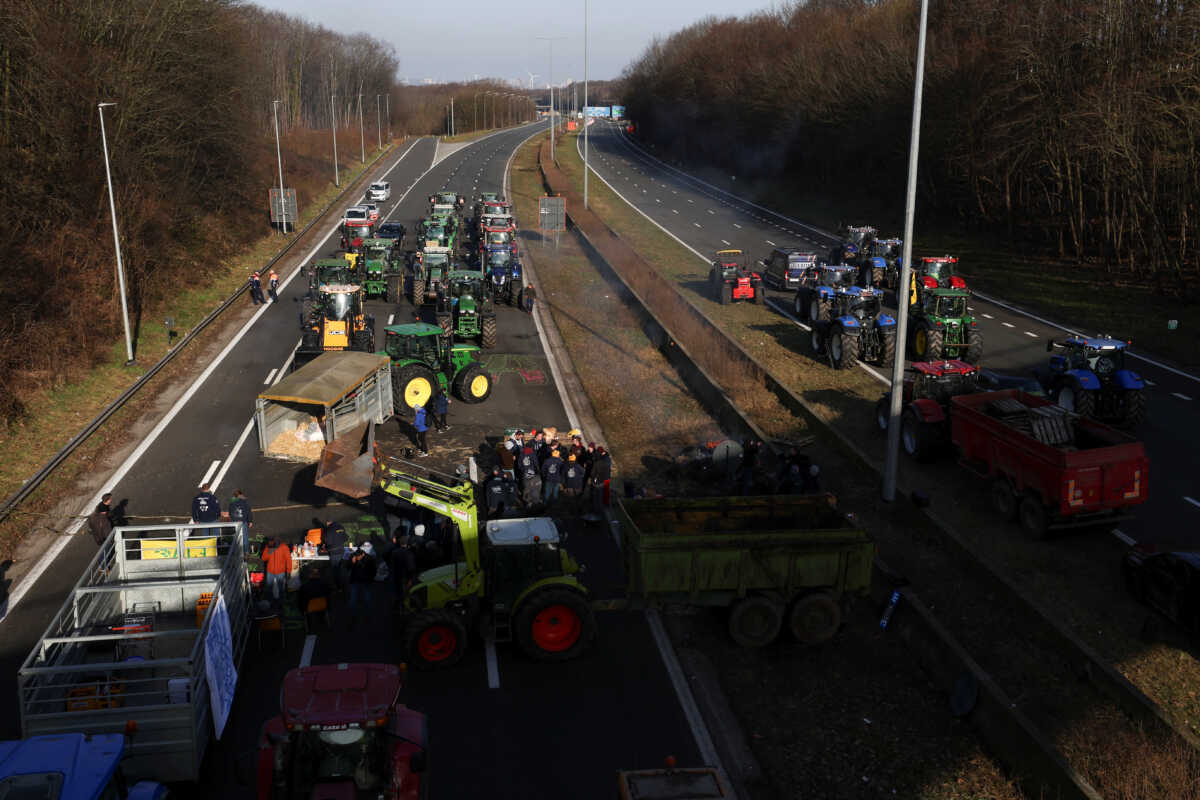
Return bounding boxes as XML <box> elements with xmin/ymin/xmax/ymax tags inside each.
<box><xmin>526</xmin><ymin>71</ymin><xmax>539</xmax><ymax>90</ymax></box>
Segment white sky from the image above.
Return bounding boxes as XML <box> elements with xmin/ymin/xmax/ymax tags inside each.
<box><xmin>249</xmin><ymin>0</ymin><xmax>777</xmax><ymax>85</ymax></box>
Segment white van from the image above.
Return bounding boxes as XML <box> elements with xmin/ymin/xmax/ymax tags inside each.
<box><xmin>368</xmin><ymin>182</ymin><xmax>391</xmax><ymax>201</ymax></box>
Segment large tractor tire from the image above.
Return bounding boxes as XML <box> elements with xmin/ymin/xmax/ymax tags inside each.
<box><xmin>1122</xmin><ymin>388</ymin><xmax>1146</xmax><ymax>428</ymax></box>
<box><xmin>810</xmin><ymin>296</ymin><xmax>831</xmax><ymax>322</ymax></box>
<box><xmin>514</xmin><ymin>587</ymin><xmax>596</xmax><ymax>662</ymax></box>
<box><xmin>912</xmin><ymin>323</ymin><xmax>943</xmax><ymax>361</ymax></box>
<box><xmin>964</xmin><ymin>329</ymin><xmax>983</xmax><ymax>364</ymax></box>
<box><xmin>394</xmin><ymin>364</ymin><xmax>438</xmax><ymax>414</ymax></box>
<box><xmin>880</xmin><ymin>328</ymin><xmax>897</xmax><ymax>367</ymax></box>
<box><xmin>794</xmin><ymin>289</ymin><xmax>809</xmax><ymax>321</ymax></box>
<box><xmin>720</xmin><ymin>282</ymin><xmax>732</xmax><ymax>306</ymax></box>
<box><xmin>752</xmin><ymin>279</ymin><xmax>764</xmax><ymax>304</ymax></box>
<box><xmin>405</xmin><ymin>609</ymin><xmax>468</xmax><ymax>669</ymax></box>
<box><xmin>387</xmin><ymin>276</ymin><xmax>403</xmax><ymax>304</ymax></box>
<box><xmin>1056</xmin><ymin>383</ymin><xmax>1096</xmax><ymax>418</ymax></box>
<box><xmin>351</xmin><ymin>328</ymin><xmax>375</xmax><ymax>354</ymax></box>
<box><xmin>480</xmin><ymin>315</ymin><xmax>498</xmax><ymax>349</ymax></box>
<box><xmin>454</xmin><ymin>363</ymin><xmax>492</xmax><ymax>404</ymax></box>
<box><xmin>411</xmin><ymin>278</ymin><xmax>426</xmax><ymax>305</ymax></box>
<box><xmin>436</xmin><ymin>312</ymin><xmax>453</xmax><ymax>337</ymax></box>
<box><xmin>901</xmin><ymin>407</ymin><xmax>933</xmax><ymax>461</ymax></box>
<box><xmin>810</xmin><ymin>325</ymin><xmax>824</xmax><ymax>358</ymax></box>
<box><xmin>828</xmin><ymin>325</ymin><xmax>858</xmax><ymax>370</ymax></box>
<box><xmin>789</xmin><ymin>592</ymin><xmax>841</xmax><ymax>644</ymax></box>
<box><xmin>991</xmin><ymin>478</ymin><xmax>1019</xmax><ymax>522</ymax></box>
<box><xmin>875</xmin><ymin>397</ymin><xmax>891</xmax><ymax>433</ymax></box>
<box><xmin>1019</xmin><ymin>493</ymin><xmax>1050</xmax><ymax>540</ymax></box>
<box><xmin>728</xmin><ymin>595</ymin><xmax>783</xmax><ymax>648</ymax></box>
<box><xmin>507</xmin><ymin>285</ymin><xmax>519</xmax><ymax>307</ymax></box>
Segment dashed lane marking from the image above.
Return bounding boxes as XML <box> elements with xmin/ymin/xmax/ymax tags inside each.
<box><xmin>733</xmin><ymin>223</ymin><xmax>741</xmax><ymax>228</ymax></box>
<box><xmin>982</xmin><ymin>313</ymin><xmax>994</xmax><ymax>319</ymax></box>
<box><xmin>199</xmin><ymin>460</ymin><xmax>220</xmax><ymax>487</ymax></box>
<box><xmin>263</xmin><ymin>369</ymin><xmax>277</xmax><ymax>385</ymax></box>
<box><xmin>1002</xmin><ymin>322</ymin><xmax>1015</xmax><ymax>328</ymax></box>
<box><xmin>672</xmin><ymin>209</ymin><xmax>679</xmax><ymax>214</ymax></box>
<box><xmin>1173</xmin><ymin>393</ymin><xmax>1193</xmax><ymax>401</ymax></box>
<box><xmin>300</xmin><ymin>635</ymin><xmax>316</xmax><ymax>668</ymax></box>
<box><xmin>1113</xmin><ymin>529</ymin><xmax>1135</xmax><ymax>546</ymax></box>
<box><xmin>1145</xmin><ymin>379</ymin><xmax>1156</xmax><ymax>387</ymax></box>
<box><xmin>765</xmin><ymin>240</ymin><xmax>776</xmax><ymax>246</ymax></box>
<box><xmin>1024</xmin><ymin>331</ymin><xmax>1039</xmax><ymax>338</ymax></box>
<box><xmin>1186</xmin><ymin>496</ymin><xmax>1200</xmax><ymax>509</ymax></box>
<box><xmin>486</xmin><ymin>639</ymin><xmax>501</xmax><ymax>689</ymax></box>
<box><xmin>694</xmin><ymin>222</ymin><xmax>702</xmax><ymax>228</ymax></box>
<box><xmin>387</xmin><ymin>313</ymin><xmax>395</xmax><ymax>325</ymax></box>
<box><xmin>721</xmin><ymin>239</ymin><xmax>731</xmax><ymax>245</ymax></box>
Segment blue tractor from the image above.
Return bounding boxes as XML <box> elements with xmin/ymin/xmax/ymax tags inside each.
<box><xmin>1039</xmin><ymin>336</ymin><xmax>1145</xmax><ymax>428</ymax></box>
<box><xmin>483</xmin><ymin>245</ymin><xmax>522</xmax><ymax>306</ymax></box>
<box><xmin>810</xmin><ymin>285</ymin><xmax>897</xmax><ymax>369</ymax></box>
<box><xmin>0</xmin><ymin>733</ymin><xmax>167</xmax><ymax>799</ymax></box>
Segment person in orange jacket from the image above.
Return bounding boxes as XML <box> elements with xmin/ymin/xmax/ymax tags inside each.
<box><xmin>261</xmin><ymin>536</ymin><xmax>292</xmax><ymax>602</ymax></box>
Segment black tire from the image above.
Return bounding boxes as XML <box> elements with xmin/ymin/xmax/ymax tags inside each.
<box><xmin>437</xmin><ymin>311</ymin><xmax>453</xmax><ymax>337</ymax></box>
<box><xmin>752</xmin><ymin>280</ymin><xmax>764</xmax><ymax>304</ymax></box>
<box><xmin>901</xmin><ymin>407</ymin><xmax>931</xmax><ymax>461</ymax></box>
<box><xmin>480</xmin><ymin>315</ymin><xmax>497</xmax><ymax>349</ymax></box>
<box><xmin>789</xmin><ymin>592</ymin><xmax>841</xmax><ymax>644</ymax></box>
<box><xmin>880</xmin><ymin>328</ymin><xmax>896</xmax><ymax>367</ymax></box>
<box><xmin>1019</xmin><ymin>493</ymin><xmax>1050</xmax><ymax>539</ymax></box>
<box><xmin>720</xmin><ymin>282</ymin><xmax>732</xmax><ymax>306</ymax></box>
<box><xmin>1122</xmin><ymin>388</ymin><xmax>1145</xmax><ymax>428</ymax></box>
<box><xmin>514</xmin><ymin>587</ymin><xmax>596</xmax><ymax>662</ymax></box>
<box><xmin>912</xmin><ymin>323</ymin><xmax>942</xmax><ymax>361</ymax></box>
<box><xmin>728</xmin><ymin>595</ymin><xmax>784</xmax><ymax>648</ymax></box>
<box><xmin>811</xmin><ymin>296</ymin><xmax>831</xmax><ymax>322</ymax></box>
<box><xmin>794</xmin><ymin>289</ymin><xmax>809</xmax><ymax>321</ymax></box>
<box><xmin>404</xmin><ymin>609</ymin><xmax>468</xmax><ymax>669</ymax></box>
<box><xmin>453</xmin><ymin>362</ymin><xmax>492</xmax><ymax>403</ymax></box>
<box><xmin>964</xmin><ymin>329</ymin><xmax>983</xmax><ymax>364</ymax></box>
<box><xmin>829</xmin><ymin>326</ymin><xmax>858</xmax><ymax>370</ymax></box>
<box><xmin>872</xmin><ymin>266</ymin><xmax>884</xmax><ymax>287</ymax></box>
<box><xmin>875</xmin><ymin>397</ymin><xmax>891</xmax><ymax>433</ymax></box>
<box><xmin>411</xmin><ymin>278</ymin><xmax>426</xmax><ymax>305</ymax></box>
<box><xmin>810</xmin><ymin>325</ymin><xmax>824</xmax><ymax>357</ymax></box>
<box><xmin>1056</xmin><ymin>384</ymin><xmax>1096</xmax><ymax>418</ymax></box>
<box><xmin>394</xmin><ymin>364</ymin><xmax>438</xmax><ymax>414</ymax></box>
<box><xmin>991</xmin><ymin>478</ymin><xmax>1018</xmax><ymax>522</ymax></box>
<box><xmin>387</xmin><ymin>276</ymin><xmax>403</xmax><ymax>304</ymax></box>
<box><xmin>507</xmin><ymin>286</ymin><xmax>519</xmax><ymax>306</ymax></box>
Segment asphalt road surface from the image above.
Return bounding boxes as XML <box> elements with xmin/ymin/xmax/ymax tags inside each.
<box><xmin>0</xmin><ymin>123</ymin><xmax>701</xmax><ymax>798</ymax></box>
<box><xmin>580</xmin><ymin>119</ymin><xmax>1200</xmax><ymax>549</ymax></box>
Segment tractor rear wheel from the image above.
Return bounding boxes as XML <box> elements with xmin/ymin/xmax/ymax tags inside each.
<box><xmin>387</xmin><ymin>276</ymin><xmax>403</xmax><ymax>304</ymax></box>
<box><xmin>720</xmin><ymin>282</ymin><xmax>732</xmax><ymax>306</ymax></box>
<box><xmin>991</xmin><ymin>478</ymin><xmax>1018</xmax><ymax>522</ymax></box>
<box><xmin>964</xmin><ymin>329</ymin><xmax>983</xmax><ymax>364</ymax></box>
<box><xmin>1122</xmin><ymin>388</ymin><xmax>1146</xmax><ymax>428</ymax></box>
<box><xmin>454</xmin><ymin>363</ymin><xmax>492</xmax><ymax>404</ymax></box>
<box><xmin>515</xmin><ymin>588</ymin><xmax>596</xmax><ymax>662</ymax></box>
<box><xmin>789</xmin><ymin>592</ymin><xmax>841</xmax><ymax>644</ymax></box>
<box><xmin>829</xmin><ymin>326</ymin><xmax>858</xmax><ymax>370</ymax></box>
<box><xmin>913</xmin><ymin>323</ymin><xmax>942</xmax><ymax>361</ymax></box>
<box><xmin>480</xmin><ymin>315</ymin><xmax>498</xmax><ymax>349</ymax></box>
<box><xmin>880</xmin><ymin>328</ymin><xmax>897</xmax><ymax>367</ymax></box>
<box><xmin>394</xmin><ymin>364</ymin><xmax>437</xmax><ymax>413</ymax></box>
<box><xmin>405</xmin><ymin>609</ymin><xmax>468</xmax><ymax>669</ymax></box>
<box><xmin>1057</xmin><ymin>384</ymin><xmax>1096</xmax><ymax>418</ymax></box>
<box><xmin>728</xmin><ymin>595</ymin><xmax>783</xmax><ymax>648</ymax></box>
<box><xmin>436</xmin><ymin>312</ymin><xmax>453</xmax><ymax>337</ymax></box>
<box><xmin>794</xmin><ymin>289</ymin><xmax>809</xmax><ymax>320</ymax></box>
<box><xmin>411</xmin><ymin>278</ymin><xmax>426</xmax><ymax>305</ymax></box>
<box><xmin>901</xmin><ymin>407</ymin><xmax>931</xmax><ymax>461</ymax></box>
<box><xmin>1019</xmin><ymin>493</ymin><xmax>1050</xmax><ymax>540</ymax></box>
<box><xmin>752</xmin><ymin>280</ymin><xmax>764</xmax><ymax>304</ymax></box>
<box><xmin>810</xmin><ymin>297</ymin><xmax>831</xmax><ymax>322</ymax></box>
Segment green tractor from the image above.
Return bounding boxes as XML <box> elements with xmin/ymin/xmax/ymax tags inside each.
<box><xmin>384</xmin><ymin>322</ymin><xmax>492</xmax><ymax>412</ymax></box>
<box><xmin>421</xmin><ymin>213</ymin><xmax>458</xmax><ymax>256</ymax></box>
<box><xmin>357</xmin><ymin>237</ymin><xmax>406</xmax><ymax>302</ymax></box>
<box><xmin>409</xmin><ymin>246</ymin><xmax>452</xmax><ymax>305</ymax></box>
<box><xmin>314</xmin><ymin>434</ymin><xmax>595</xmax><ymax>669</ymax></box>
<box><xmin>908</xmin><ymin>287</ymin><xmax>982</xmax><ymax>363</ymax></box>
<box><xmin>436</xmin><ymin>270</ymin><xmax>498</xmax><ymax>348</ymax></box>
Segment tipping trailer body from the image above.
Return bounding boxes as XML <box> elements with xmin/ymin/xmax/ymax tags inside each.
<box><xmin>951</xmin><ymin>389</ymin><xmax>1148</xmax><ymax>527</ymax></box>
<box><xmin>19</xmin><ymin>523</ymin><xmax>251</xmax><ymax>784</ymax></box>
<box><xmin>611</xmin><ymin>495</ymin><xmax>873</xmax><ymax>609</ymax></box>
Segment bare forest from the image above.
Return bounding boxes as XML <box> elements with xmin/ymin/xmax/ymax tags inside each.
<box><xmin>0</xmin><ymin>0</ymin><xmax>467</xmax><ymax>425</ymax></box>
<box><xmin>621</xmin><ymin>0</ymin><xmax>1200</xmax><ymax>292</ymax></box>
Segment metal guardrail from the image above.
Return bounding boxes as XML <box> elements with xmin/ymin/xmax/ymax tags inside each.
<box><xmin>0</xmin><ymin>145</ymin><xmax>396</xmax><ymax>528</ymax></box>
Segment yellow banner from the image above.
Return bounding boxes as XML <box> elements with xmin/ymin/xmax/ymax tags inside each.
<box><xmin>140</xmin><ymin>538</ymin><xmax>218</xmax><ymax>560</ymax></box>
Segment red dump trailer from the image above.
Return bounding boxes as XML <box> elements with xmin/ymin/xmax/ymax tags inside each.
<box><xmin>950</xmin><ymin>389</ymin><xmax>1148</xmax><ymax>537</ymax></box>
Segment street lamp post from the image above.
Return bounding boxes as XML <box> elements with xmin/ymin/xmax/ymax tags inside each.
<box><xmin>272</xmin><ymin>99</ymin><xmax>287</xmax><ymax>235</ymax></box>
<box><xmin>357</xmin><ymin>93</ymin><xmax>365</xmax><ymax>162</ymax></box>
<box><xmin>584</xmin><ymin>0</ymin><xmax>590</xmax><ymax>208</ymax></box>
<box><xmin>376</xmin><ymin>94</ymin><xmax>382</xmax><ymax>151</ymax></box>
<box><xmin>385</xmin><ymin>93</ymin><xmax>391</xmax><ymax>142</ymax></box>
<box><xmin>883</xmin><ymin>0</ymin><xmax>931</xmax><ymax>502</ymax></box>
<box><xmin>474</xmin><ymin>92</ymin><xmax>480</xmax><ymax>132</ymax></box>
<box><xmin>537</xmin><ymin>36</ymin><xmax>566</xmax><ymax>158</ymax></box>
<box><xmin>97</xmin><ymin>102</ymin><xmax>135</xmax><ymax>365</ymax></box>
<box><xmin>331</xmin><ymin>93</ymin><xmax>339</xmax><ymax>186</ymax></box>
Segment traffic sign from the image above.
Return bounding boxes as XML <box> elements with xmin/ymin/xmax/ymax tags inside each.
<box><xmin>269</xmin><ymin>188</ymin><xmax>298</xmax><ymax>229</ymax></box>
<box><xmin>539</xmin><ymin>195</ymin><xmax>566</xmax><ymax>233</ymax></box>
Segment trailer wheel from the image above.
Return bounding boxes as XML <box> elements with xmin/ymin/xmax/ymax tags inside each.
<box><xmin>405</xmin><ymin>609</ymin><xmax>468</xmax><ymax>669</ymax></box>
<box><xmin>1019</xmin><ymin>493</ymin><xmax>1050</xmax><ymax>539</ymax></box>
<box><xmin>728</xmin><ymin>595</ymin><xmax>783</xmax><ymax>648</ymax></box>
<box><xmin>515</xmin><ymin>588</ymin><xmax>596</xmax><ymax>661</ymax></box>
<box><xmin>991</xmin><ymin>478</ymin><xmax>1018</xmax><ymax>522</ymax></box>
<box><xmin>789</xmin><ymin>592</ymin><xmax>841</xmax><ymax>644</ymax></box>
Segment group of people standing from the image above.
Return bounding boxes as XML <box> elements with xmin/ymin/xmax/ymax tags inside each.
<box><xmin>489</xmin><ymin>428</ymin><xmax>611</xmax><ymax>517</ymax></box>
<box><xmin>248</xmin><ymin>270</ymin><xmax>280</xmax><ymax>305</ymax></box>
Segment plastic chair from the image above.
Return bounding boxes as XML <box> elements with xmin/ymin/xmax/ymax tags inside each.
<box><xmin>304</xmin><ymin>597</ymin><xmax>331</xmax><ymax>632</ymax></box>
<box><xmin>256</xmin><ymin>614</ymin><xmax>285</xmax><ymax>649</ymax></box>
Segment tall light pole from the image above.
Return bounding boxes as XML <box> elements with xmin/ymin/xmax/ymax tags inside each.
<box><xmin>376</xmin><ymin>94</ymin><xmax>382</xmax><ymax>150</ymax></box>
<box><xmin>489</xmin><ymin>91</ymin><xmax>497</xmax><ymax>129</ymax></box>
<box><xmin>883</xmin><ymin>0</ymin><xmax>931</xmax><ymax>503</ymax></box>
<box><xmin>272</xmin><ymin>100</ymin><xmax>287</xmax><ymax>235</ymax></box>
<box><xmin>97</xmin><ymin>102</ymin><xmax>134</xmax><ymax>365</ymax></box>
<box><xmin>357</xmin><ymin>93</ymin><xmax>365</xmax><ymax>162</ymax></box>
<box><xmin>450</xmin><ymin>96</ymin><xmax>455</xmax><ymax>136</ymax></box>
<box><xmin>537</xmin><ymin>36</ymin><xmax>566</xmax><ymax>158</ymax></box>
<box><xmin>474</xmin><ymin>91</ymin><xmax>480</xmax><ymax>132</ymax></box>
<box><xmin>385</xmin><ymin>93</ymin><xmax>391</xmax><ymax>142</ymax></box>
<box><xmin>331</xmin><ymin>93</ymin><xmax>339</xmax><ymax>186</ymax></box>
<box><xmin>584</xmin><ymin>0</ymin><xmax>590</xmax><ymax>207</ymax></box>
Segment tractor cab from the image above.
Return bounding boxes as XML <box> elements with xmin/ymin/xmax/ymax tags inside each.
<box><xmin>359</xmin><ymin>238</ymin><xmax>394</xmax><ymax>275</ymax></box>
<box><xmin>317</xmin><ymin>285</ymin><xmax>364</xmax><ymax>322</ymax></box>
<box><xmin>1041</xmin><ymin>335</ymin><xmax>1144</xmax><ymax>426</ymax></box>
<box><xmin>386</xmin><ymin>323</ymin><xmax>448</xmax><ymax>364</ymax></box>
<box><xmin>906</xmin><ymin>360</ymin><xmax>979</xmax><ymax>403</ymax></box>
<box><xmin>481</xmin><ymin>226</ymin><xmax>516</xmax><ymax>251</ymax></box>
<box><xmin>866</xmin><ymin>238</ymin><xmax>902</xmax><ymax>260</ymax></box>
<box><xmin>816</xmin><ymin>264</ymin><xmax>859</xmax><ymax>289</ymax></box>
<box><xmin>922</xmin><ymin>288</ymin><xmax>969</xmax><ymax>319</ymax></box>
<box><xmin>0</xmin><ymin>733</ymin><xmax>168</xmax><ymax>800</ymax></box>
<box><xmin>1047</xmin><ymin>336</ymin><xmax>1132</xmax><ymax>377</ymax></box>
<box><xmin>308</xmin><ymin>259</ymin><xmax>355</xmax><ymax>293</ymax></box>
<box><xmin>841</xmin><ymin>225</ymin><xmax>878</xmax><ymax>248</ymax></box>
<box><xmin>429</xmin><ymin>191</ymin><xmax>464</xmax><ymax>212</ymax></box>
<box><xmin>256</xmin><ymin>663</ymin><xmax>426</xmax><ymax>800</ymax></box>
<box><xmin>712</xmin><ymin>249</ymin><xmax>750</xmax><ymax>279</ymax></box>
<box><xmin>341</xmin><ymin>209</ymin><xmax>375</xmax><ymax>249</ymax></box>
<box><xmin>916</xmin><ymin>256</ymin><xmax>966</xmax><ymax>291</ymax></box>
<box><xmin>832</xmin><ymin>285</ymin><xmax>885</xmax><ymax>321</ymax></box>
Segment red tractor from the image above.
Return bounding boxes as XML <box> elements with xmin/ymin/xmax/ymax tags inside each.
<box><xmin>874</xmin><ymin>359</ymin><xmax>980</xmax><ymax>461</ymax></box>
<box><xmin>910</xmin><ymin>255</ymin><xmax>967</xmax><ymax>305</ymax></box>
<box><xmin>256</xmin><ymin>662</ymin><xmax>427</xmax><ymax>800</ymax></box>
<box><xmin>708</xmin><ymin>248</ymin><xmax>764</xmax><ymax>305</ymax></box>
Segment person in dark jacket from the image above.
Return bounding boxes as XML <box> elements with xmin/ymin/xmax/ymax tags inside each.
<box><xmin>517</xmin><ymin>446</ymin><xmax>539</xmax><ymax>487</ymax></box>
<box><xmin>497</xmin><ymin>440</ymin><xmax>517</xmax><ymax>479</ymax></box>
<box><xmin>228</xmin><ymin>489</ymin><xmax>253</xmax><ymax>553</ymax></box>
<box><xmin>413</xmin><ymin>405</ymin><xmax>430</xmax><ymax>456</ymax></box>
<box><xmin>432</xmin><ymin>391</ymin><xmax>450</xmax><ymax>432</ymax></box>
<box><xmin>191</xmin><ymin>483</ymin><xmax>220</xmax><ymax>538</ymax></box>
<box><xmin>87</xmin><ymin>493</ymin><xmax>114</xmax><ymax>546</ymax></box>
<box><xmin>347</xmin><ymin>547</ymin><xmax>377</xmax><ymax>624</ymax></box>
<box><xmin>523</xmin><ymin>283</ymin><xmax>537</xmax><ymax>313</ymax></box>
<box><xmin>521</xmin><ymin>450</ymin><xmax>542</xmax><ymax>508</ymax></box>
<box><xmin>485</xmin><ymin>467</ymin><xmax>507</xmax><ymax>517</ymax></box>
<box><xmin>268</xmin><ymin>270</ymin><xmax>280</xmax><ymax>302</ymax></box>
<box><xmin>801</xmin><ymin>464</ymin><xmax>822</xmax><ymax>494</ymax></box>
<box><xmin>388</xmin><ymin>533</ymin><xmax>417</xmax><ymax>607</ymax></box>
<box><xmin>322</xmin><ymin>519</ymin><xmax>350</xmax><ymax>586</ymax></box>
<box><xmin>541</xmin><ymin>449</ymin><xmax>564</xmax><ymax>505</ymax></box>
<box><xmin>501</xmin><ymin>472</ymin><xmax>520</xmax><ymax>513</ymax></box>
<box><xmin>589</xmin><ymin>446</ymin><xmax>612</xmax><ymax>513</ymax></box>
<box><xmin>248</xmin><ymin>272</ymin><xmax>265</xmax><ymax>305</ymax></box>
<box><xmin>564</xmin><ymin>455</ymin><xmax>585</xmax><ymax>508</ymax></box>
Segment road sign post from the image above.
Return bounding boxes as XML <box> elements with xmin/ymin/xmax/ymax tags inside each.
<box><xmin>268</xmin><ymin>188</ymin><xmax>298</xmax><ymax>233</ymax></box>
<box><xmin>539</xmin><ymin>194</ymin><xmax>566</xmax><ymax>251</ymax></box>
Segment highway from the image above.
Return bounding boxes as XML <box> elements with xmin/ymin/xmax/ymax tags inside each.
<box><xmin>0</xmin><ymin>123</ymin><xmax>702</xmax><ymax>798</ymax></box>
<box><xmin>579</xmin><ymin>119</ymin><xmax>1200</xmax><ymax>550</ymax></box>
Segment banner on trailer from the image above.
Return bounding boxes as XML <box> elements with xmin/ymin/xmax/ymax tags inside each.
<box><xmin>204</xmin><ymin>593</ymin><xmax>238</xmax><ymax>739</ymax></box>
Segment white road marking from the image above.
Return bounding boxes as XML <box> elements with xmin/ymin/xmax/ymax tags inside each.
<box><xmin>1173</xmin><ymin>392</ymin><xmax>1193</xmax><ymax>401</ymax></box>
<box><xmin>300</xmin><ymin>634</ymin><xmax>316</xmax><ymax>667</ymax></box>
<box><xmin>199</xmin><ymin>460</ymin><xmax>221</xmax><ymax>487</ymax></box>
<box><xmin>1112</xmin><ymin>529</ymin><xmax>1135</xmax><ymax>546</ymax></box>
<box><xmin>1002</xmin><ymin>322</ymin><xmax>1015</xmax><ymax>328</ymax></box>
<box><xmin>707</xmin><ymin>209</ymin><xmax>715</xmax><ymax>215</ymax></box>
<box><xmin>485</xmin><ymin>639</ymin><xmax>501</xmax><ymax>689</ymax></box>
<box><xmin>982</xmin><ymin>313</ymin><xmax>994</xmax><ymax>319</ymax></box>
<box><xmin>721</xmin><ymin>239</ymin><xmax>731</xmax><ymax>245</ymax></box>
<box><xmin>1145</xmin><ymin>379</ymin><xmax>1156</xmax><ymax>387</ymax></box>
<box><xmin>387</xmin><ymin>313</ymin><xmax>395</xmax><ymax>325</ymax></box>
<box><xmin>263</xmin><ymin>369</ymin><xmax>277</xmax><ymax>384</ymax></box>
<box><xmin>656</xmin><ymin>198</ymin><xmax>661</xmax><ymax>203</ymax></box>
<box><xmin>1186</xmin><ymin>496</ymin><xmax>1200</xmax><ymax>509</ymax></box>
<box><xmin>693</xmin><ymin>222</ymin><xmax>702</xmax><ymax>228</ymax></box>
<box><xmin>765</xmin><ymin>240</ymin><xmax>776</xmax><ymax>246</ymax></box>
<box><xmin>733</xmin><ymin>223</ymin><xmax>741</xmax><ymax>229</ymax></box>
<box><xmin>1024</xmin><ymin>331</ymin><xmax>1039</xmax><ymax>338</ymax></box>
<box><xmin>672</xmin><ymin>209</ymin><xmax>679</xmax><ymax>214</ymax></box>
<box><xmin>968</xmin><ymin>306</ymin><xmax>974</xmax><ymax>311</ymax></box>
<box><xmin>687</xmin><ymin>198</ymin><xmax>694</xmax><ymax>203</ymax></box>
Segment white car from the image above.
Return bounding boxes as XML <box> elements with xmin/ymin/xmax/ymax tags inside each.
<box><xmin>368</xmin><ymin>182</ymin><xmax>390</xmax><ymax>201</ymax></box>
<box><xmin>363</xmin><ymin>203</ymin><xmax>380</xmax><ymax>223</ymax></box>
<box><xmin>343</xmin><ymin>206</ymin><xmax>369</xmax><ymax>224</ymax></box>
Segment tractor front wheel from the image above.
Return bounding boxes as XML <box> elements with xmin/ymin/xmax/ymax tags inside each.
<box><xmin>454</xmin><ymin>363</ymin><xmax>492</xmax><ymax>404</ymax></box>
<box><xmin>1122</xmin><ymin>388</ymin><xmax>1146</xmax><ymax>428</ymax></box>
<box><xmin>964</xmin><ymin>329</ymin><xmax>983</xmax><ymax>364</ymax></box>
<box><xmin>405</xmin><ymin>609</ymin><xmax>468</xmax><ymax>669</ymax></box>
<box><xmin>395</xmin><ymin>364</ymin><xmax>438</xmax><ymax>413</ymax></box>
<box><xmin>515</xmin><ymin>588</ymin><xmax>596</xmax><ymax>662</ymax></box>
<box><xmin>728</xmin><ymin>595</ymin><xmax>783</xmax><ymax>648</ymax></box>
<box><xmin>480</xmin><ymin>315</ymin><xmax>498</xmax><ymax>349</ymax></box>
<box><xmin>901</xmin><ymin>407</ymin><xmax>932</xmax><ymax>461</ymax></box>
<box><xmin>789</xmin><ymin>592</ymin><xmax>841</xmax><ymax>644</ymax></box>
<box><xmin>1057</xmin><ymin>384</ymin><xmax>1096</xmax><ymax>418</ymax></box>
<box><xmin>752</xmin><ymin>279</ymin><xmax>764</xmax><ymax>304</ymax></box>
